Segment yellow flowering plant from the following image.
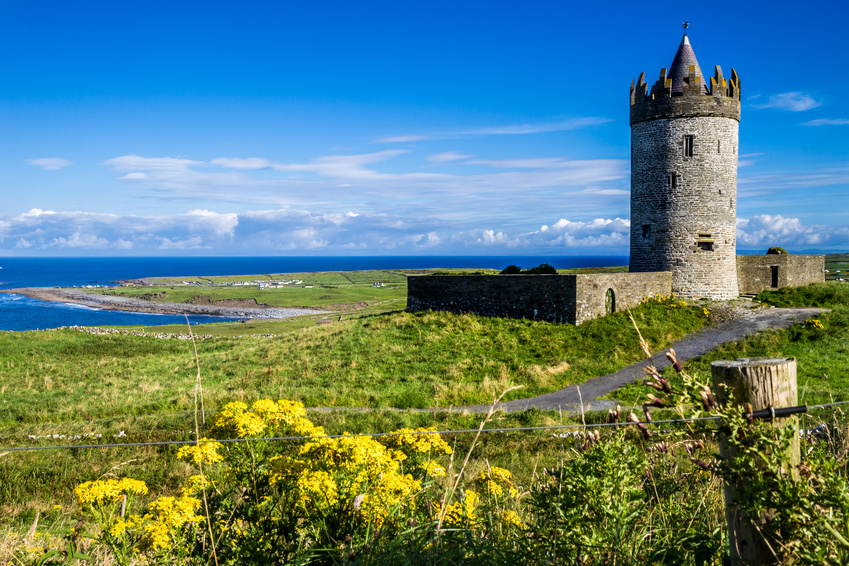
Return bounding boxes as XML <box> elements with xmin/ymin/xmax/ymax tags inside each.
<box><xmin>270</xmin><ymin>433</ymin><xmax>424</xmax><ymax>531</ymax></box>
<box><xmin>73</xmin><ymin>477</ymin><xmax>148</xmax><ymax>566</ymax></box>
<box><xmin>136</xmin><ymin>494</ymin><xmax>204</xmax><ymax>554</ymax></box>
<box><xmin>379</xmin><ymin>426</ymin><xmax>453</xmax><ymax>468</ymax></box>
<box><xmin>474</xmin><ymin>466</ymin><xmax>520</xmax><ymax>498</ymax></box>
<box><xmin>67</xmin><ymin>398</ymin><xmax>512</xmax><ymax>564</ymax></box>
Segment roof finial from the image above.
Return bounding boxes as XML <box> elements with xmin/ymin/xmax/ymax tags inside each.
<box><xmin>683</xmin><ymin>21</ymin><xmax>690</xmax><ymax>34</ymax></box>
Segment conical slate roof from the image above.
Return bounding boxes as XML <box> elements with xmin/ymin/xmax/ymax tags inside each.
<box><xmin>668</xmin><ymin>34</ymin><xmax>709</xmax><ymax>95</ymax></box>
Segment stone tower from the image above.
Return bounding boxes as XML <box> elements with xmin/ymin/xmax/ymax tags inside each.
<box><xmin>629</xmin><ymin>31</ymin><xmax>741</xmax><ymax>299</ymax></box>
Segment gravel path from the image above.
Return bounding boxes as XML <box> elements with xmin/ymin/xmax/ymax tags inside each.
<box><xmin>1</xmin><ymin>287</ymin><xmax>321</xmax><ymax>319</ymax></box>
<box><xmin>458</xmin><ymin>305</ymin><xmax>829</xmax><ymax>414</ymax></box>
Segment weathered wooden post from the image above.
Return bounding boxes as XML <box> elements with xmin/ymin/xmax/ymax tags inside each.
<box><xmin>711</xmin><ymin>357</ymin><xmax>800</xmax><ymax>566</ymax></box>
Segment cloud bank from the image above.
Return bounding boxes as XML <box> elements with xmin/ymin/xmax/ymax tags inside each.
<box><xmin>2</xmin><ymin>208</ymin><xmax>845</xmax><ymax>255</ymax></box>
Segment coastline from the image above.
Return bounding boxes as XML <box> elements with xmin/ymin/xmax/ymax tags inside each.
<box><xmin>0</xmin><ymin>287</ymin><xmax>321</xmax><ymax>319</ymax></box>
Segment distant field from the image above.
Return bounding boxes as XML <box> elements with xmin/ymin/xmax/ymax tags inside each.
<box><xmin>826</xmin><ymin>252</ymin><xmax>849</xmax><ymax>280</ymax></box>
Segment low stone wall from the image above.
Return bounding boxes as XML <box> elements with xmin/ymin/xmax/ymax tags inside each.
<box><xmin>736</xmin><ymin>255</ymin><xmax>825</xmax><ymax>295</ymax></box>
<box><xmin>575</xmin><ymin>272</ymin><xmax>672</xmax><ymax>324</ymax></box>
<box><xmin>406</xmin><ymin>275</ymin><xmax>578</xmax><ymax>323</ymax></box>
<box><xmin>406</xmin><ymin>272</ymin><xmax>672</xmax><ymax>325</ymax></box>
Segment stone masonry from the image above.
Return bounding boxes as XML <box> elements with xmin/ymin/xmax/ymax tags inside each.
<box><xmin>629</xmin><ymin>34</ymin><xmax>741</xmax><ymax>300</ymax></box>
<box><xmin>406</xmin><ymin>272</ymin><xmax>671</xmax><ymax>326</ymax></box>
<box><xmin>737</xmin><ymin>254</ymin><xmax>825</xmax><ymax>294</ymax></box>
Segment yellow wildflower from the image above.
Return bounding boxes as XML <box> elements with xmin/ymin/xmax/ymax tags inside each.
<box><xmin>499</xmin><ymin>510</ymin><xmax>523</xmax><ymax>529</ymax></box>
<box><xmin>140</xmin><ymin>522</ymin><xmax>171</xmax><ymax>551</ymax></box>
<box><xmin>75</xmin><ymin>478</ymin><xmax>148</xmax><ymax>507</ymax></box>
<box><xmin>443</xmin><ymin>490</ymin><xmax>479</xmax><ymax>525</ymax></box>
<box><xmin>181</xmin><ymin>474</ymin><xmax>213</xmax><ymax>496</ymax></box>
<box><xmin>147</xmin><ymin>494</ymin><xmax>203</xmax><ymax>528</ymax></box>
<box><xmin>381</xmin><ymin>427</ymin><xmax>452</xmax><ymax>457</ymax></box>
<box><xmin>138</xmin><ymin>494</ymin><xmax>203</xmax><ymax>551</ymax></box>
<box><xmin>474</xmin><ymin>467</ymin><xmax>519</xmax><ymax>498</ymax></box>
<box><xmin>109</xmin><ymin>515</ymin><xmax>142</xmax><ymax>537</ymax></box>
<box><xmin>423</xmin><ymin>460</ymin><xmax>446</xmax><ymax>478</ymax></box>
<box><xmin>209</xmin><ymin>398</ymin><xmax>325</xmax><ymax>439</ymax></box>
<box><xmin>176</xmin><ymin>438</ymin><xmax>223</xmax><ymax>465</ymax></box>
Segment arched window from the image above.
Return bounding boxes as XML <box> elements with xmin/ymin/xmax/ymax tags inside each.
<box><xmin>605</xmin><ymin>288</ymin><xmax>615</xmax><ymax>315</ymax></box>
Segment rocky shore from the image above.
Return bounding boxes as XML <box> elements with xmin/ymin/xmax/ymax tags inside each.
<box><xmin>0</xmin><ymin>287</ymin><xmax>321</xmax><ymax>319</ymax></box>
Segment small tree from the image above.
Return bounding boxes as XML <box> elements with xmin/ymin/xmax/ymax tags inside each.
<box><xmin>524</xmin><ymin>263</ymin><xmax>558</xmax><ymax>274</ymax></box>
<box><xmin>766</xmin><ymin>247</ymin><xmax>788</xmax><ymax>254</ymax></box>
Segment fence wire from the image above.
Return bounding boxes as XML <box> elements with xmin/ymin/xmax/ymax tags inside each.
<box><xmin>3</xmin><ymin>398</ymin><xmax>849</xmax><ymax>453</ymax></box>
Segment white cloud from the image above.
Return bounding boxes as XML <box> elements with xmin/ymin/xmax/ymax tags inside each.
<box><xmin>375</xmin><ymin>135</ymin><xmax>427</xmax><ymax>143</ymax></box>
<box><xmin>426</xmin><ymin>151</ymin><xmax>472</xmax><ymax>163</ymax></box>
<box><xmin>121</xmin><ymin>172</ymin><xmax>148</xmax><ymax>180</ymax></box>
<box><xmin>802</xmin><ymin>118</ymin><xmax>849</xmax><ymax>126</ymax></box>
<box><xmin>106</xmin><ymin>155</ymin><xmax>203</xmax><ymax>172</ymax></box>
<box><xmin>459</xmin><ymin>217</ymin><xmax>631</xmax><ymax>251</ymax></box>
<box><xmin>751</xmin><ymin>92</ymin><xmax>821</xmax><ymax>112</ymax></box>
<box><xmin>469</xmin><ymin>157</ymin><xmax>581</xmax><ymax>169</ymax></box>
<box><xmin>737</xmin><ymin>215</ymin><xmax>849</xmax><ymax>249</ymax></box>
<box><xmin>740</xmin><ymin>166</ymin><xmax>849</xmax><ymax>191</ymax></box>
<box><xmin>375</xmin><ymin>116</ymin><xmax>611</xmax><ymax>143</ymax></box>
<box><xmin>27</xmin><ymin>158</ymin><xmax>72</xmax><ymax>170</ymax></box>
<box><xmin>0</xmin><ymin>209</ymin><xmax>242</xmax><ymax>252</ymax></box>
<box><xmin>210</xmin><ymin>157</ymin><xmax>277</xmax><ymax>169</ymax></box>
<box><xmin>462</xmin><ymin>117</ymin><xmax>612</xmax><ymax>135</ymax></box>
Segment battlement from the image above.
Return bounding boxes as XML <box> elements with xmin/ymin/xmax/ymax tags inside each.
<box><xmin>630</xmin><ymin>64</ymin><xmax>740</xmax><ymax>125</ymax></box>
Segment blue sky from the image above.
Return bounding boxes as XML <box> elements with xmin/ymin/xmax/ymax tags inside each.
<box><xmin>1</xmin><ymin>0</ymin><xmax>847</xmax><ymax>256</ymax></box>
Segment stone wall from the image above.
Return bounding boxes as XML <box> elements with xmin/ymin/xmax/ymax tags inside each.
<box><xmin>406</xmin><ymin>272</ymin><xmax>672</xmax><ymax>325</ymax></box>
<box><xmin>574</xmin><ymin>272</ymin><xmax>672</xmax><ymax>324</ymax></box>
<box><xmin>736</xmin><ymin>255</ymin><xmax>825</xmax><ymax>294</ymax></box>
<box><xmin>406</xmin><ymin>275</ymin><xmax>578</xmax><ymax>324</ymax></box>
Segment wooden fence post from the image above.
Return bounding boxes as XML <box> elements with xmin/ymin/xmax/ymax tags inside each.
<box><xmin>711</xmin><ymin>357</ymin><xmax>800</xmax><ymax>566</ymax></box>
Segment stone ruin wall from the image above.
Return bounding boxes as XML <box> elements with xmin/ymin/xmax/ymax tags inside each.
<box><xmin>736</xmin><ymin>255</ymin><xmax>825</xmax><ymax>295</ymax></box>
<box><xmin>406</xmin><ymin>272</ymin><xmax>672</xmax><ymax>325</ymax></box>
<box><xmin>573</xmin><ymin>272</ymin><xmax>672</xmax><ymax>324</ymax></box>
<box><xmin>406</xmin><ymin>275</ymin><xmax>578</xmax><ymax>324</ymax></box>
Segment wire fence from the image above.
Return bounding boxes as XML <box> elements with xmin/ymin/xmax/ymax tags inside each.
<box><xmin>3</xmin><ymin>399</ymin><xmax>848</xmax><ymax>454</ymax></box>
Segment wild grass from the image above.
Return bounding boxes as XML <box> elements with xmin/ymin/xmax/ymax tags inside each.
<box><xmin>612</xmin><ymin>282</ymin><xmax>849</xmax><ymax>405</ymax></box>
<box><xmin>0</xmin><ymin>300</ymin><xmax>706</xmax><ymax>428</ymax></box>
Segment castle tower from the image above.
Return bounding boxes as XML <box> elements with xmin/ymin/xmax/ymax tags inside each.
<box><xmin>629</xmin><ymin>30</ymin><xmax>741</xmax><ymax>299</ymax></box>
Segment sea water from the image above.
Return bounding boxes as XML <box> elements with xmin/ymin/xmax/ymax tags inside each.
<box><xmin>0</xmin><ymin>256</ymin><xmax>627</xmax><ymax>331</ymax></box>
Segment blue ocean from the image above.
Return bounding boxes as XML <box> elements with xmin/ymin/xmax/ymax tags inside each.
<box><xmin>0</xmin><ymin>256</ymin><xmax>628</xmax><ymax>331</ymax></box>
